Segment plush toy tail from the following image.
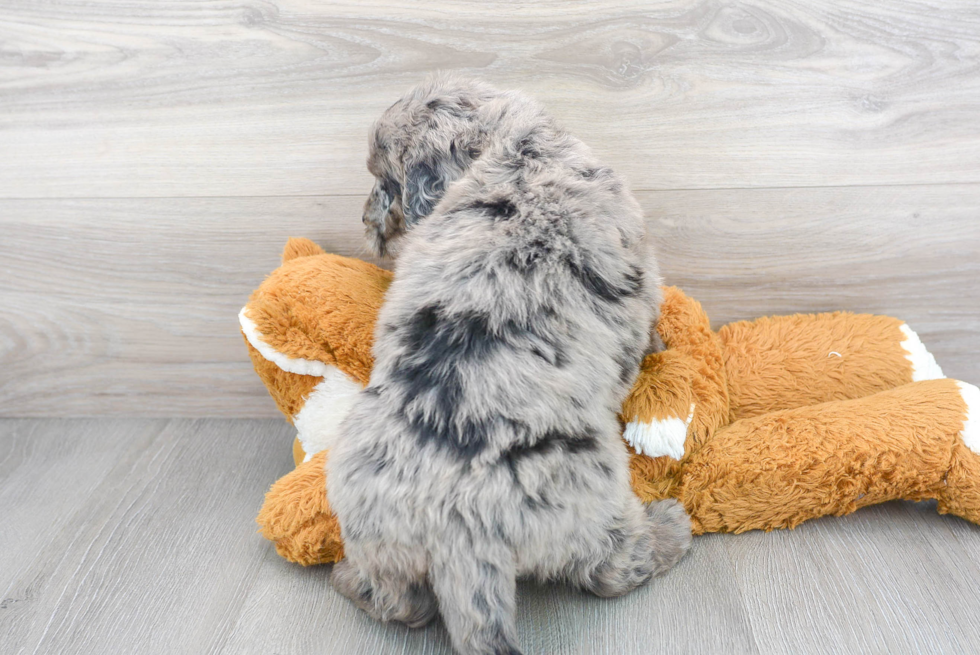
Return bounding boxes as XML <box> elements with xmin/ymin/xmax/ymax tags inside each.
<box><xmin>256</xmin><ymin>451</ymin><xmax>344</xmax><ymax>565</ymax></box>
<box><xmin>680</xmin><ymin>378</ymin><xmax>980</xmax><ymax>534</ymax></box>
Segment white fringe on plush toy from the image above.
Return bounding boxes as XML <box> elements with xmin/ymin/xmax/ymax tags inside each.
<box><xmin>959</xmin><ymin>381</ymin><xmax>980</xmax><ymax>454</ymax></box>
<box><xmin>623</xmin><ymin>403</ymin><xmax>695</xmax><ymax>460</ymax></box>
<box><xmin>240</xmin><ymin>306</ymin><xmax>362</xmax><ymax>460</ymax></box>
<box><xmin>899</xmin><ymin>323</ymin><xmax>945</xmax><ymax>381</ymax></box>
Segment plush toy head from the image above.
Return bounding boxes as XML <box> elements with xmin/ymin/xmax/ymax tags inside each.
<box><xmin>243</xmin><ymin>240</ymin><xmax>980</xmax><ymax>565</ymax></box>
<box><xmin>240</xmin><ymin>238</ymin><xmax>390</xmax><ymax>463</ymax></box>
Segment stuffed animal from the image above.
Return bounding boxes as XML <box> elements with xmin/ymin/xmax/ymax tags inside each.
<box><xmin>242</xmin><ymin>238</ymin><xmax>980</xmax><ymax>566</ymax></box>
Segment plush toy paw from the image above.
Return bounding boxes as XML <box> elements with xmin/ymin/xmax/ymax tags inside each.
<box><xmin>256</xmin><ymin>452</ymin><xmax>343</xmax><ymax>565</ymax></box>
<box><xmin>623</xmin><ymin>407</ymin><xmax>695</xmax><ymax>460</ymax></box>
<box><xmin>622</xmin><ymin>286</ymin><xmax>730</xmax><ymax>460</ymax></box>
<box><xmin>621</xmin><ymin>349</ymin><xmax>698</xmax><ymax>459</ymax></box>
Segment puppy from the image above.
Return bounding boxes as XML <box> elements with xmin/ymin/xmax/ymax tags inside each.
<box><xmin>328</xmin><ymin>75</ymin><xmax>691</xmax><ymax>655</ymax></box>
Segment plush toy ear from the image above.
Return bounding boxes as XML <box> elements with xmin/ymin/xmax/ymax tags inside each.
<box><xmin>402</xmin><ymin>158</ymin><xmax>445</xmax><ymax>226</ymax></box>
<box><xmin>282</xmin><ymin>237</ymin><xmax>325</xmax><ymax>263</ymax></box>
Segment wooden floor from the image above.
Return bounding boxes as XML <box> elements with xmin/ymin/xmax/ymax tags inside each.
<box><xmin>2</xmin><ymin>418</ymin><xmax>980</xmax><ymax>655</ymax></box>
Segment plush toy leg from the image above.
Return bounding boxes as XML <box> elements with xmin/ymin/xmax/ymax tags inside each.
<box><xmin>622</xmin><ymin>350</ymin><xmax>697</xmax><ymax>460</ymax></box>
<box><xmin>937</xmin><ymin>382</ymin><xmax>980</xmax><ymax>523</ymax></box>
<box><xmin>292</xmin><ymin>437</ymin><xmax>307</xmax><ymax>467</ymax></box>
<box><xmin>621</xmin><ymin>286</ymin><xmax>729</xmax><ymax>460</ymax></box>
<box><xmin>720</xmin><ymin>312</ymin><xmax>944</xmax><ymax>422</ymax></box>
<box><xmin>681</xmin><ymin>378</ymin><xmax>975</xmax><ymax>534</ymax></box>
<box><xmin>255</xmin><ymin>451</ymin><xmax>344</xmax><ymax>565</ymax></box>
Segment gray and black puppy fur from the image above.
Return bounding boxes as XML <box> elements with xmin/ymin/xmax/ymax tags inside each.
<box><xmin>328</xmin><ymin>75</ymin><xmax>691</xmax><ymax>655</ymax></box>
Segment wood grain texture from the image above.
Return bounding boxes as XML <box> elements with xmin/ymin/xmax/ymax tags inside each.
<box><xmin>725</xmin><ymin>502</ymin><xmax>980</xmax><ymax>653</ymax></box>
<box><xmin>0</xmin><ymin>418</ymin><xmax>296</xmax><ymax>655</ymax></box>
<box><xmin>647</xmin><ymin>184</ymin><xmax>980</xmax><ymax>384</ymax></box>
<box><xmin>2</xmin><ymin>418</ymin><xmax>979</xmax><ymax>654</ymax></box>
<box><xmin>1</xmin><ymin>0</ymin><xmax>979</xmax><ymax>197</ymax></box>
<box><xmin>0</xmin><ymin>195</ymin><xmax>373</xmax><ymax>417</ymax></box>
<box><xmin>0</xmin><ymin>419</ymin><xmax>166</xmax><ymax>596</ymax></box>
<box><xmin>2</xmin><ymin>185</ymin><xmax>977</xmax><ymax>417</ymax></box>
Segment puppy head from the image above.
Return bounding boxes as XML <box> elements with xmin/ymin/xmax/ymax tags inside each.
<box><xmin>363</xmin><ymin>74</ymin><xmax>499</xmax><ymax>257</ymax></box>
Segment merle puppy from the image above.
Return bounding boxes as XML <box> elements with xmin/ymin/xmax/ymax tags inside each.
<box><xmin>328</xmin><ymin>75</ymin><xmax>691</xmax><ymax>655</ymax></box>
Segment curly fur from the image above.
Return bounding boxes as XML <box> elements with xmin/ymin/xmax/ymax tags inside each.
<box><xmin>330</xmin><ymin>74</ymin><xmax>691</xmax><ymax>655</ymax></box>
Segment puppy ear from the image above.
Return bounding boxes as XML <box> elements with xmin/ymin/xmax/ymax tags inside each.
<box><xmin>402</xmin><ymin>158</ymin><xmax>445</xmax><ymax>226</ymax></box>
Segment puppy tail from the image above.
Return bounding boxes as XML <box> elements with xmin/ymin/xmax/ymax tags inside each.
<box><xmin>429</xmin><ymin>532</ymin><xmax>523</xmax><ymax>655</ymax></box>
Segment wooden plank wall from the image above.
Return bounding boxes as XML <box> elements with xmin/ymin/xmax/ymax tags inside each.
<box><xmin>1</xmin><ymin>0</ymin><xmax>978</xmax><ymax>417</ymax></box>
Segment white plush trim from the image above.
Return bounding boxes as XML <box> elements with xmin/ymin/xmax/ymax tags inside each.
<box><xmin>899</xmin><ymin>324</ymin><xmax>945</xmax><ymax>382</ymax></box>
<box><xmin>293</xmin><ymin>367</ymin><xmax>364</xmax><ymax>461</ymax></box>
<box><xmin>239</xmin><ymin>306</ymin><xmax>334</xmax><ymax>378</ymax></box>
<box><xmin>957</xmin><ymin>381</ymin><xmax>980</xmax><ymax>455</ymax></box>
<box><xmin>623</xmin><ymin>404</ymin><xmax>695</xmax><ymax>460</ymax></box>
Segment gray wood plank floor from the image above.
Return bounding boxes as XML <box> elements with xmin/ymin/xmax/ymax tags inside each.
<box><xmin>3</xmin><ymin>418</ymin><xmax>980</xmax><ymax>654</ymax></box>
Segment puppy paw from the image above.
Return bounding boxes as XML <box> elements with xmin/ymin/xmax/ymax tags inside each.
<box><xmin>643</xmin><ymin>498</ymin><xmax>693</xmax><ymax>577</ymax></box>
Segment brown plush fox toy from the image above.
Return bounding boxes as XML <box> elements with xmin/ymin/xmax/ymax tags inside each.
<box><xmin>242</xmin><ymin>238</ymin><xmax>979</xmax><ymax>566</ymax></box>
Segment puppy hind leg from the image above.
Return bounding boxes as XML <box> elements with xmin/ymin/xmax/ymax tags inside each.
<box><xmin>429</xmin><ymin>532</ymin><xmax>523</xmax><ymax>655</ymax></box>
<box><xmin>576</xmin><ymin>497</ymin><xmax>692</xmax><ymax>598</ymax></box>
<box><xmin>330</xmin><ymin>558</ymin><xmax>438</xmax><ymax>629</ymax></box>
